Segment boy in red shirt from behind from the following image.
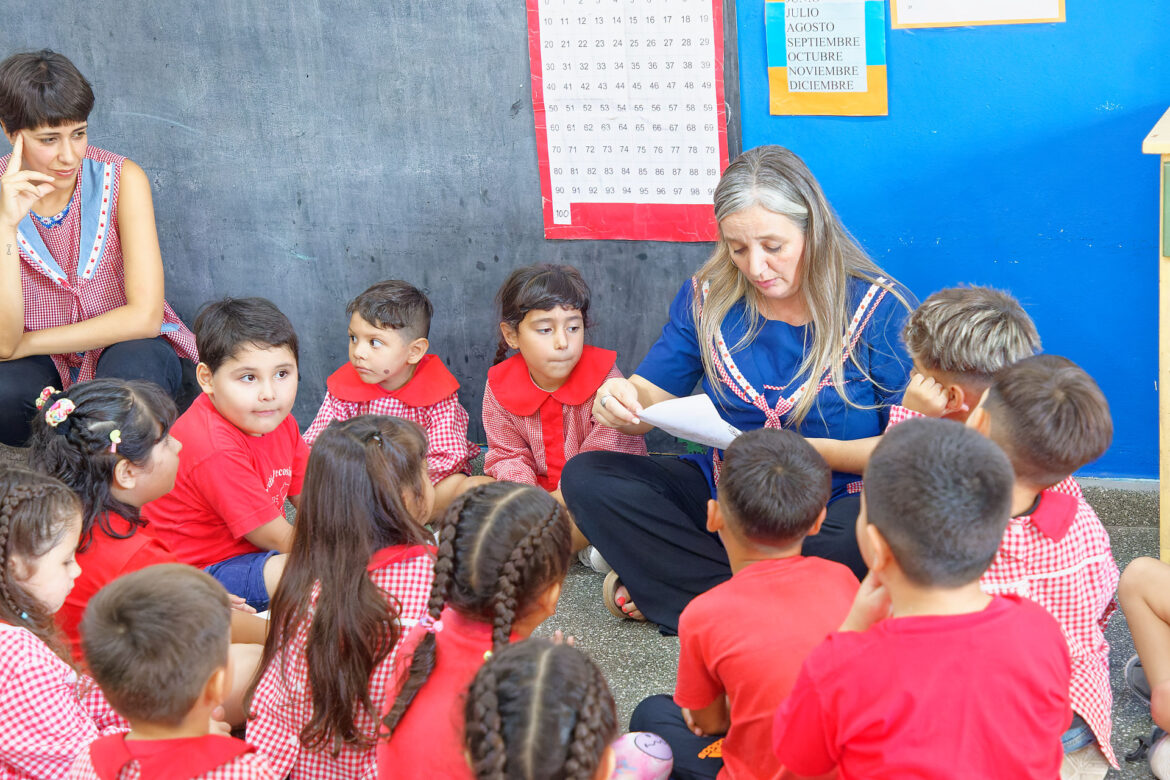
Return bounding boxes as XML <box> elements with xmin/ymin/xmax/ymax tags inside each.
<box><xmin>630</xmin><ymin>428</ymin><xmax>858</xmax><ymax>780</ymax></box>
<box><xmin>143</xmin><ymin>298</ymin><xmax>307</xmax><ymax>610</ymax></box>
<box><xmin>69</xmin><ymin>564</ymin><xmax>275</xmax><ymax>779</ymax></box>
<box><xmin>774</xmin><ymin>418</ymin><xmax>1071</xmax><ymax>780</ymax></box>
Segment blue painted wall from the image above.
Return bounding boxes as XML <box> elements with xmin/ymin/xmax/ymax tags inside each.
<box><xmin>736</xmin><ymin>0</ymin><xmax>1170</xmax><ymax>479</ymax></box>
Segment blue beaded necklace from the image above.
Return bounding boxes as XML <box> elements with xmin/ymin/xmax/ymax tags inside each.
<box><xmin>30</xmin><ymin>197</ymin><xmax>72</xmax><ymax>229</ymax></box>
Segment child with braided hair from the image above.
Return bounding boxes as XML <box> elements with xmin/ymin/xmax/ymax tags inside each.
<box><xmin>27</xmin><ymin>379</ymin><xmax>266</xmax><ymax>727</ymax></box>
<box><xmin>0</xmin><ymin>466</ymin><xmax>128</xmax><ymax>778</ymax></box>
<box><xmin>376</xmin><ymin>482</ymin><xmax>573</xmax><ymax>779</ymax></box>
<box><xmin>245</xmin><ymin>415</ymin><xmax>437</xmax><ymax>779</ymax></box>
<box><xmin>465</xmin><ymin>638</ymin><xmax>674</xmax><ymax>780</ymax></box>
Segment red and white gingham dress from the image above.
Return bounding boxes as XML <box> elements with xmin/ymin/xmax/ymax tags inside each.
<box><xmin>246</xmin><ymin>546</ymin><xmax>434</xmax><ymax>779</ymax></box>
<box><xmin>981</xmin><ymin>484</ymin><xmax>1119</xmax><ymax>767</ymax></box>
<box><xmin>4</xmin><ymin>146</ymin><xmax>197</xmax><ymax>387</ymax></box>
<box><xmin>0</xmin><ymin>623</ymin><xmax>127</xmax><ymax>779</ymax></box>
<box><xmin>482</xmin><ymin>346</ymin><xmax>647</xmax><ymax>490</ymax></box>
<box><xmin>302</xmin><ymin>357</ymin><xmax>478</xmax><ymax>485</ymax></box>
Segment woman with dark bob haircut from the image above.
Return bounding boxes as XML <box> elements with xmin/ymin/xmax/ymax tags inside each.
<box><xmin>0</xmin><ymin>49</ymin><xmax>197</xmax><ymax>446</ymax></box>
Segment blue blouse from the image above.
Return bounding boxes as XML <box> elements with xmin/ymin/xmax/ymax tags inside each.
<box><xmin>637</xmin><ymin>276</ymin><xmax>916</xmax><ymax>502</ymax></box>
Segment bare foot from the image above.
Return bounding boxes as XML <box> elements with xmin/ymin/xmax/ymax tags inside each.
<box><xmin>613</xmin><ymin>583</ymin><xmax>646</xmax><ymax>621</ymax></box>
<box><xmin>603</xmin><ymin>572</ymin><xmax>647</xmax><ymax>621</ymax></box>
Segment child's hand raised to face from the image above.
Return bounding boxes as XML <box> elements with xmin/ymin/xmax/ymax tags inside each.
<box><xmin>839</xmin><ymin>572</ymin><xmax>891</xmax><ymax>633</ymax></box>
<box><xmin>901</xmin><ymin>372</ymin><xmax>955</xmax><ymax>418</ymax></box>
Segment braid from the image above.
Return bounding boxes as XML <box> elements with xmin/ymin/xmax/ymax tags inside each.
<box><xmin>490</xmin><ymin>503</ymin><xmax>566</xmax><ymax>649</ymax></box>
<box><xmin>465</xmin><ymin>659</ymin><xmax>508</xmax><ymax>779</ymax></box>
<box><xmin>564</xmin><ymin>658</ymin><xmax>611</xmax><ymax>780</ymax></box>
<box><xmin>492</xmin><ymin>339</ymin><xmax>510</xmax><ymax>365</ymax></box>
<box><xmin>382</xmin><ymin>506</ymin><xmax>459</xmax><ymax>734</ymax></box>
<box><xmin>0</xmin><ymin>486</ymin><xmax>26</xmax><ymax>618</ymax></box>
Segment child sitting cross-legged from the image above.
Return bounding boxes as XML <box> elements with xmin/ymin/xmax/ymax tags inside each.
<box><xmin>630</xmin><ymin>428</ymin><xmax>858</xmax><ymax>780</ymax></box>
<box><xmin>68</xmin><ymin>564</ymin><xmax>275</xmax><ymax>779</ymax></box>
<box><xmin>966</xmin><ymin>354</ymin><xmax>1118</xmax><ymax>776</ymax></box>
<box><xmin>484</xmin><ymin>264</ymin><xmax>647</xmax><ymax>562</ymax></box>
<box><xmin>143</xmin><ymin>298</ymin><xmax>308</xmax><ymax>611</ymax></box>
<box><xmin>773</xmin><ymin>418</ymin><xmax>1072</xmax><ymax>779</ymax></box>
<box><xmin>303</xmin><ymin>280</ymin><xmax>487</xmax><ymax>518</ymax></box>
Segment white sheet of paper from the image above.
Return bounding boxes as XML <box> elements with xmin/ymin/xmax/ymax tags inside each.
<box><xmin>893</xmin><ymin>0</ymin><xmax>1062</xmax><ymax>26</ymax></box>
<box><xmin>640</xmin><ymin>394</ymin><xmax>741</xmax><ymax>450</ymax></box>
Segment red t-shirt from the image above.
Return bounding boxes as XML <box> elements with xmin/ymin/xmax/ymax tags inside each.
<box><xmin>142</xmin><ymin>395</ymin><xmax>308</xmax><ymax>568</ymax></box>
<box><xmin>377</xmin><ymin>608</ymin><xmax>516</xmax><ymax>780</ymax></box>
<box><xmin>675</xmin><ymin>556</ymin><xmax>858</xmax><ymax>780</ymax></box>
<box><xmin>57</xmin><ymin>512</ymin><xmax>177</xmax><ymax>663</ymax></box>
<box><xmin>773</xmin><ymin>595</ymin><xmax>1071</xmax><ymax>780</ymax></box>
<box><xmin>71</xmin><ymin>733</ymin><xmax>275</xmax><ymax>778</ymax></box>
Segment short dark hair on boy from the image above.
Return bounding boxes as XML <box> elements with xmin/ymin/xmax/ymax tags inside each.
<box><xmin>193</xmin><ymin>297</ymin><xmax>299</xmax><ymax>373</ymax></box>
<box><xmin>719</xmin><ymin>428</ymin><xmax>831</xmax><ymax>545</ymax></box>
<box><xmin>865</xmin><ymin>418</ymin><xmax>1014</xmax><ymax>588</ymax></box>
<box><xmin>902</xmin><ymin>286</ymin><xmax>1040</xmax><ymax>384</ymax></box>
<box><xmin>0</xmin><ymin>50</ymin><xmax>94</xmax><ymax>134</ymax></box>
<box><xmin>81</xmin><ymin>564</ymin><xmax>231</xmax><ymax>726</ymax></box>
<box><xmin>346</xmin><ymin>280</ymin><xmax>433</xmax><ymax>341</ymax></box>
<box><xmin>982</xmin><ymin>354</ymin><xmax>1112</xmax><ymax>487</ymax></box>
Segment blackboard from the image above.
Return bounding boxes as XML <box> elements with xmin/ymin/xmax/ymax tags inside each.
<box><xmin>3</xmin><ymin>1</ymin><xmax>741</xmax><ymax>444</ymax></box>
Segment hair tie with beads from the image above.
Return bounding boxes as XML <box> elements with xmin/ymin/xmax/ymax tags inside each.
<box><xmin>44</xmin><ymin>399</ymin><xmax>76</xmax><ymax>431</ymax></box>
<box><xmin>33</xmin><ymin>386</ymin><xmax>58</xmax><ymax>410</ymax></box>
<box><xmin>419</xmin><ymin>614</ymin><xmax>443</xmax><ymax>634</ymax></box>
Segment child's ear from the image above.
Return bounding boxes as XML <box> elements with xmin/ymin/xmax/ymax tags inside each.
<box><xmin>195</xmin><ymin>362</ymin><xmax>216</xmax><ymax>395</ymax></box>
<box><xmin>7</xmin><ymin>554</ymin><xmax>32</xmax><ymax>584</ymax></box>
<box><xmin>112</xmin><ymin>457</ymin><xmax>137</xmax><ymax>491</ymax></box>
<box><xmin>943</xmin><ymin>383</ymin><xmax>971</xmax><ymax>416</ymax></box>
<box><xmin>863</xmin><ymin>523</ymin><xmax>892</xmax><ymax>575</ymax></box>
<box><xmin>806</xmin><ymin>506</ymin><xmax>827</xmax><ymax>538</ymax></box>
<box><xmin>203</xmin><ymin>665</ymin><xmax>229</xmax><ymax>708</ymax></box>
<box><xmin>705</xmin><ymin>499</ymin><xmax>723</xmax><ymax>534</ymax></box>
<box><xmin>406</xmin><ymin>337</ymin><xmax>429</xmax><ymax>365</ymax></box>
<box><xmin>537</xmin><ymin>581</ymin><xmax>563</xmax><ymax>618</ymax></box>
<box><xmin>499</xmin><ymin>322</ymin><xmax>520</xmax><ymax>351</ymax></box>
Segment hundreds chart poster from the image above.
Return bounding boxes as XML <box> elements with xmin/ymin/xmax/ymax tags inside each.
<box><xmin>527</xmin><ymin>0</ymin><xmax>730</xmax><ymax>241</ymax></box>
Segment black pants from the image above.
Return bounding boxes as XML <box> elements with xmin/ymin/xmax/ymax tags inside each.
<box><xmin>561</xmin><ymin>451</ymin><xmax>865</xmax><ymax>635</ymax></box>
<box><xmin>0</xmin><ymin>338</ymin><xmax>184</xmax><ymax>446</ymax></box>
<box><xmin>630</xmin><ymin>694</ymin><xmax>723</xmax><ymax>780</ymax></box>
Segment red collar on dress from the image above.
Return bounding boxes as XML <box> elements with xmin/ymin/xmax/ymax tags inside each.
<box><xmin>88</xmin><ymin>734</ymin><xmax>253</xmax><ymax>780</ymax></box>
<box><xmin>368</xmin><ymin>543</ymin><xmax>436</xmax><ymax>572</ymax></box>
<box><xmin>487</xmin><ymin>346</ymin><xmax>615</xmax><ymax>416</ymax></box>
<box><xmin>326</xmin><ymin>354</ymin><xmax>459</xmax><ymax>407</ymax></box>
<box><xmin>1018</xmin><ymin>488</ymin><xmax>1078</xmax><ymax>542</ymax></box>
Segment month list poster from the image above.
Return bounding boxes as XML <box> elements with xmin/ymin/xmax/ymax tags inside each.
<box><xmin>527</xmin><ymin>0</ymin><xmax>730</xmax><ymax>241</ymax></box>
<box><xmin>765</xmin><ymin>0</ymin><xmax>888</xmax><ymax>116</ymax></box>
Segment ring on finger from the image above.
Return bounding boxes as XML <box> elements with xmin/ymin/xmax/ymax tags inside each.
<box><xmin>599</xmin><ymin>393</ymin><xmax>613</xmax><ymax>409</ymax></box>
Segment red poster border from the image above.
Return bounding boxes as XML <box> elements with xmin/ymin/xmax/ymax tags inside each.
<box><xmin>527</xmin><ymin>0</ymin><xmax>730</xmax><ymax>242</ymax></box>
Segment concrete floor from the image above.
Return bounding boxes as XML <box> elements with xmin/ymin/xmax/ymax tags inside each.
<box><xmin>1</xmin><ymin>442</ymin><xmax>1162</xmax><ymax>777</ymax></box>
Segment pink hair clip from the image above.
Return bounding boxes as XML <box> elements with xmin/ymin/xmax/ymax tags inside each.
<box><xmin>44</xmin><ymin>399</ymin><xmax>76</xmax><ymax>428</ymax></box>
<box><xmin>419</xmin><ymin>614</ymin><xmax>443</xmax><ymax>634</ymax></box>
<box><xmin>108</xmin><ymin>429</ymin><xmax>122</xmax><ymax>454</ymax></box>
<box><xmin>34</xmin><ymin>386</ymin><xmax>58</xmax><ymax>410</ymax></box>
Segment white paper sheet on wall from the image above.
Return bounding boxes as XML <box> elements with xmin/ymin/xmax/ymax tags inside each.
<box><xmin>892</xmin><ymin>0</ymin><xmax>1064</xmax><ymax>28</ymax></box>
